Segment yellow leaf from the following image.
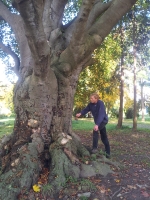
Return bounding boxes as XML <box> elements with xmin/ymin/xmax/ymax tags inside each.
<box><xmin>115</xmin><ymin>179</ymin><xmax>120</xmax><ymax>183</ymax></box>
<box><xmin>33</xmin><ymin>184</ymin><xmax>41</xmax><ymax>192</ymax></box>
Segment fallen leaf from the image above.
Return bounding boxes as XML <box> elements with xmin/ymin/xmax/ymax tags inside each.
<box><xmin>115</xmin><ymin>179</ymin><xmax>120</xmax><ymax>183</ymax></box>
<box><xmin>33</xmin><ymin>184</ymin><xmax>40</xmax><ymax>192</ymax></box>
<box><xmin>141</xmin><ymin>191</ymin><xmax>149</xmax><ymax>197</ymax></box>
<box><xmin>100</xmin><ymin>189</ymin><xmax>105</xmax><ymax>194</ymax></box>
<box><xmin>127</xmin><ymin>185</ymin><xmax>137</xmax><ymax>189</ymax></box>
<box><xmin>96</xmin><ymin>185</ymin><xmax>106</xmax><ymax>193</ymax></box>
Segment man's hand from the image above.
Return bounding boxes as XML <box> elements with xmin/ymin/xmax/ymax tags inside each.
<box><xmin>76</xmin><ymin>113</ymin><xmax>81</xmax><ymax>118</ymax></box>
<box><xmin>94</xmin><ymin>125</ymin><xmax>98</xmax><ymax>131</ymax></box>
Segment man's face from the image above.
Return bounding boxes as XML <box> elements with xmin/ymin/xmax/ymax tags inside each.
<box><xmin>90</xmin><ymin>96</ymin><xmax>98</xmax><ymax>103</ymax></box>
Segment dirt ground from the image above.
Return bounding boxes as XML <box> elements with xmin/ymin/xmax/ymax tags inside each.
<box><xmin>73</xmin><ymin>129</ymin><xmax>150</xmax><ymax>200</ymax></box>
<box><xmin>18</xmin><ymin>128</ymin><xmax>150</xmax><ymax>200</ymax></box>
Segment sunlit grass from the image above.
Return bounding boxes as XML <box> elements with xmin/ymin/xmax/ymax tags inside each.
<box><xmin>0</xmin><ymin>116</ymin><xmax>150</xmax><ymax>138</ymax></box>
<box><xmin>72</xmin><ymin>117</ymin><xmax>150</xmax><ymax>132</ymax></box>
<box><xmin>0</xmin><ymin>117</ymin><xmax>15</xmax><ymax>138</ymax></box>
<box><xmin>72</xmin><ymin>118</ymin><xmax>123</xmax><ymax>131</ymax></box>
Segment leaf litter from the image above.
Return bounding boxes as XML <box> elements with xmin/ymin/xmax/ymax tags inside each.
<box><xmin>18</xmin><ymin>130</ymin><xmax>150</xmax><ymax>199</ymax></box>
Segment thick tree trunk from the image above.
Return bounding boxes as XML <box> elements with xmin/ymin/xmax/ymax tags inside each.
<box><xmin>0</xmin><ymin>67</ymin><xmax>58</xmax><ymax>199</ymax></box>
<box><xmin>0</xmin><ymin>64</ymin><xmax>114</xmax><ymax>199</ymax></box>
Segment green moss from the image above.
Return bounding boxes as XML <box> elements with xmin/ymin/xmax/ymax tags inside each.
<box><xmin>48</xmin><ymin>147</ymin><xmax>82</xmax><ymax>192</ymax></box>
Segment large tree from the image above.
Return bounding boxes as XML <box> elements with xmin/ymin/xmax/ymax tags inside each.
<box><xmin>0</xmin><ymin>0</ymin><xmax>137</xmax><ymax>199</ymax></box>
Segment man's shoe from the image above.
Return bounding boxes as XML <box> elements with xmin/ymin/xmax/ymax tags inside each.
<box><xmin>106</xmin><ymin>154</ymin><xmax>111</xmax><ymax>159</ymax></box>
<box><xmin>92</xmin><ymin>148</ymin><xmax>98</xmax><ymax>154</ymax></box>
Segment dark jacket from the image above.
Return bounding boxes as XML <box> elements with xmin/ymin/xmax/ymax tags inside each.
<box><xmin>81</xmin><ymin>100</ymin><xmax>108</xmax><ymax>127</ymax></box>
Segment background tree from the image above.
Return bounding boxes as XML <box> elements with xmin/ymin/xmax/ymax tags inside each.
<box><xmin>114</xmin><ymin>0</ymin><xmax>150</xmax><ymax>129</ymax></box>
<box><xmin>74</xmin><ymin>33</ymin><xmax>121</xmax><ymax>115</ymax></box>
<box><xmin>0</xmin><ymin>0</ymin><xmax>137</xmax><ymax>199</ymax></box>
<box><xmin>125</xmin><ymin>1</ymin><xmax>150</xmax><ymax>130</ymax></box>
<box><xmin>138</xmin><ymin>70</ymin><xmax>150</xmax><ymax>121</ymax></box>
<box><xmin>0</xmin><ymin>82</ymin><xmax>14</xmax><ymax>114</ymax></box>
<box><xmin>116</xmin><ymin>23</ymin><xmax>126</xmax><ymax>128</ymax></box>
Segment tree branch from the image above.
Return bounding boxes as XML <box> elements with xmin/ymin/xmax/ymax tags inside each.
<box><xmin>70</xmin><ymin>0</ymin><xmax>95</xmax><ymax>45</ymax></box>
<box><xmin>86</xmin><ymin>1</ymin><xmax>112</xmax><ymax>30</ymax></box>
<box><xmin>62</xmin><ymin>0</ymin><xmax>137</xmax><ymax>73</ymax></box>
<box><xmin>15</xmin><ymin>0</ymin><xmax>50</xmax><ymax>76</ymax></box>
<box><xmin>71</xmin><ymin>0</ymin><xmax>138</xmax><ymax>63</ymax></box>
<box><xmin>0</xmin><ymin>1</ymin><xmax>33</xmax><ymax>79</ymax></box>
<box><xmin>43</xmin><ymin>0</ymin><xmax>68</xmax><ymax>40</ymax></box>
<box><xmin>0</xmin><ymin>41</ymin><xmax>20</xmax><ymax>76</ymax></box>
<box><xmin>0</xmin><ymin>1</ymin><xmax>20</xmax><ymax>38</ymax></box>
<box><xmin>50</xmin><ymin>0</ymin><xmax>68</xmax><ymax>30</ymax></box>
<box><xmin>89</xmin><ymin>0</ymin><xmax>138</xmax><ymax>40</ymax></box>
<box><xmin>0</xmin><ymin>16</ymin><xmax>4</xmax><ymax>20</ymax></box>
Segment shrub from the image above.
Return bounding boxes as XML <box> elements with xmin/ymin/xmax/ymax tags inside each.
<box><xmin>125</xmin><ymin>108</ymin><xmax>139</xmax><ymax>119</ymax></box>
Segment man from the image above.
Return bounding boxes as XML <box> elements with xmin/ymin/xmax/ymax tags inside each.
<box><xmin>76</xmin><ymin>93</ymin><xmax>110</xmax><ymax>158</ymax></box>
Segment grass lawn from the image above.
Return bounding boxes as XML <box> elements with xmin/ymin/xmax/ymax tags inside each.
<box><xmin>72</xmin><ymin>117</ymin><xmax>150</xmax><ymax>132</ymax></box>
<box><xmin>0</xmin><ymin>117</ymin><xmax>15</xmax><ymax>138</ymax></box>
<box><xmin>0</xmin><ymin>117</ymin><xmax>150</xmax><ymax>138</ymax></box>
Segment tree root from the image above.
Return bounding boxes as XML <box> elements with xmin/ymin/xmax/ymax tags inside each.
<box><xmin>0</xmin><ymin>131</ymin><xmax>119</xmax><ymax>200</ymax></box>
<box><xmin>0</xmin><ymin>131</ymin><xmax>44</xmax><ymax>200</ymax></box>
<box><xmin>47</xmin><ymin>132</ymin><xmax>114</xmax><ymax>196</ymax></box>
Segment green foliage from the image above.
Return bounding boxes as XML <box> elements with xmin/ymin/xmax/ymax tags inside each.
<box><xmin>124</xmin><ymin>95</ymin><xmax>134</xmax><ymax>112</ymax></box>
<box><xmin>148</xmin><ymin>107</ymin><xmax>150</xmax><ymax>116</ymax></box>
<box><xmin>110</xmin><ymin>108</ymin><xmax>119</xmax><ymax>118</ymax></box>
<box><xmin>125</xmin><ymin>107</ymin><xmax>140</xmax><ymax>119</ymax></box>
<box><xmin>66</xmin><ymin>175</ymin><xmax>78</xmax><ymax>184</ymax></box>
<box><xmin>113</xmin><ymin>1</ymin><xmax>150</xmax><ymax>122</ymax></box>
<box><xmin>41</xmin><ymin>184</ymin><xmax>54</xmax><ymax>197</ymax></box>
<box><xmin>72</xmin><ymin>119</ymin><xmax>94</xmax><ymax>131</ymax></box>
<box><xmin>90</xmin><ymin>154</ymin><xmax>97</xmax><ymax>161</ymax></box>
<box><xmin>0</xmin><ymin>83</ymin><xmax>14</xmax><ymax>114</ymax></box>
<box><xmin>74</xmin><ymin>33</ymin><xmax>121</xmax><ymax>113</ymax></box>
<box><xmin>125</xmin><ymin>108</ymin><xmax>134</xmax><ymax>119</ymax></box>
<box><xmin>80</xmin><ymin>179</ymin><xmax>97</xmax><ymax>191</ymax></box>
<box><xmin>4</xmin><ymin>85</ymin><xmax>14</xmax><ymax>113</ymax></box>
<box><xmin>0</xmin><ymin>1</ymin><xmax>19</xmax><ymax>82</ymax></box>
<box><xmin>79</xmin><ymin>197</ymin><xmax>89</xmax><ymax>200</ymax></box>
<box><xmin>124</xmin><ymin>95</ymin><xmax>141</xmax><ymax>119</ymax></box>
<box><xmin>63</xmin><ymin>0</ymin><xmax>82</xmax><ymax>24</ymax></box>
<box><xmin>120</xmin><ymin>1</ymin><xmax>150</xmax><ymax>81</ymax></box>
<box><xmin>0</xmin><ymin>117</ymin><xmax>14</xmax><ymax>137</ymax></box>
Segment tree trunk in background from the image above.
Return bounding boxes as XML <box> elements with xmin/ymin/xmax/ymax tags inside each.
<box><xmin>133</xmin><ymin>45</ymin><xmax>137</xmax><ymax>131</ymax></box>
<box><xmin>117</xmin><ymin>28</ymin><xmax>124</xmax><ymax>128</ymax></box>
<box><xmin>117</xmin><ymin>55</ymin><xmax>124</xmax><ymax>128</ymax></box>
<box><xmin>140</xmin><ymin>80</ymin><xmax>145</xmax><ymax>121</ymax></box>
<box><xmin>132</xmin><ymin>9</ymin><xmax>137</xmax><ymax>131</ymax></box>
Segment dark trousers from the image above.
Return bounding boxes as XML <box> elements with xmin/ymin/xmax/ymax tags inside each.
<box><xmin>93</xmin><ymin>126</ymin><xmax>110</xmax><ymax>155</ymax></box>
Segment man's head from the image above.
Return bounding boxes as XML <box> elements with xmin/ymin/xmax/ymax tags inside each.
<box><xmin>90</xmin><ymin>93</ymin><xmax>99</xmax><ymax>103</ymax></box>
